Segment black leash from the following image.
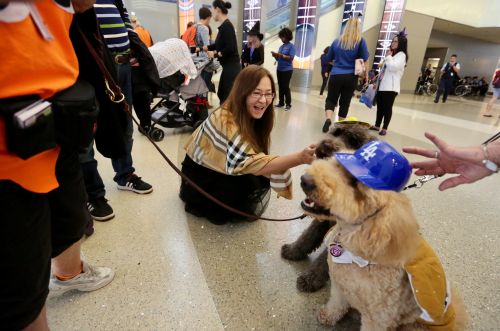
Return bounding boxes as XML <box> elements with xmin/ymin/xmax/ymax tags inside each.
<box><xmin>78</xmin><ymin>26</ymin><xmax>306</xmax><ymax>222</ymax></box>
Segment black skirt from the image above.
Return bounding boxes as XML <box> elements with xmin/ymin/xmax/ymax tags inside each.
<box><xmin>179</xmin><ymin>155</ymin><xmax>270</xmax><ymax>225</ymax></box>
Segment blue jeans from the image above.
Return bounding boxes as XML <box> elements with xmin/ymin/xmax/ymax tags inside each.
<box><xmin>79</xmin><ymin>62</ymin><xmax>135</xmax><ymax>200</ymax></box>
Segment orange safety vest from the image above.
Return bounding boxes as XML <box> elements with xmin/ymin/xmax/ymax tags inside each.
<box><xmin>0</xmin><ymin>0</ymin><xmax>79</xmax><ymax>193</ymax></box>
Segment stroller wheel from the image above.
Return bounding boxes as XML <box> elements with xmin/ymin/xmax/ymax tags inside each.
<box><xmin>150</xmin><ymin>128</ymin><xmax>165</xmax><ymax>142</ymax></box>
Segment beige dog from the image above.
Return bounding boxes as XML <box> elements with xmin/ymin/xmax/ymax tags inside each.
<box><xmin>300</xmin><ymin>158</ymin><xmax>468</xmax><ymax>331</ymax></box>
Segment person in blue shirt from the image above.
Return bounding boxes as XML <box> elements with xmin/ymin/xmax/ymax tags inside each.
<box><xmin>271</xmin><ymin>28</ymin><xmax>296</xmax><ymax>111</ymax></box>
<box><xmin>322</xmin><ymin>17</ymin><xmax>369</xmax><ymax>132</ymax></box>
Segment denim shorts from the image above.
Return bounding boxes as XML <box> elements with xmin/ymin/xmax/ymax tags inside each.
<box><xmin>493</xmin><ymin>87</ymin><xmax>500</xmax><ymax>98</ymax></box>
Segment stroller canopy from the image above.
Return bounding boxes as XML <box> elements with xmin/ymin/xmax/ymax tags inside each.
<box><xmin>149</xmin><ymin>38</ymin><xmax>198</xmax><ymax>80</ymax></box>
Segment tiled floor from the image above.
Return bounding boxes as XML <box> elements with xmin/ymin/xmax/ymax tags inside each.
<box><xmin>47</xmin><ymin>90</ymin><xmax>499</xmax><ymax>330</ymax></box>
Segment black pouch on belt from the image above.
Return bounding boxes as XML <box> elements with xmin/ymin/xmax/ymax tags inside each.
<box><xmin>0</xmin><ymin>95</ymin><xmax>57</xmax><ymax>160</ymax></box>
<box><xmin>52</xmin><ymin>79</ymin><xmax>99</xmax><ymax>152</ymax></box>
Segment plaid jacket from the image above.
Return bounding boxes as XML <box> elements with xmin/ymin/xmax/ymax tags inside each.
<box><xmin>185</xmin><ymin>108</ymin><xmax>293</xmax><ymax>199</ymax></box>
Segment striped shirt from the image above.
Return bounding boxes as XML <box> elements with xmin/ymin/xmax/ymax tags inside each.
<box><xmin>94</xmin><ymin>0</ymin><xmax>133</xmax><ymax>54</ymax></box>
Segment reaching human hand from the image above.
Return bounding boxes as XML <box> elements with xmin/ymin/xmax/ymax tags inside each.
<box><xmin>300</xmin><ymin>144</ymin><xmax>317</xmax><ymax>165</ymax></box>
<box><xmin>402</xmin><ymin>132</ymin><xmax>493</xmax><ymax>191</ymax></box>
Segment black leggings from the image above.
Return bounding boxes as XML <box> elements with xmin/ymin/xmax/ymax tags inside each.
<box><xmin>375</xmin><ymin>91</ymin><xmax>398</xmax><ymax>129</ymax></box>
<box><xmin>277</xmin><ymin>70</ymin><xmax>293</xmax><ymax>106</ymax></box>
<box><xmin>325</xmin><ymin>73</ymin><xmax>357</xmax><ymax>118</ymax></box>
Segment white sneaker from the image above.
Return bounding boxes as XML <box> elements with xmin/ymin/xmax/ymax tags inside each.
<box><xmin>48</xmin><ymin>261</ymin><xmax>115</xmax><ymax>298</ymax></box>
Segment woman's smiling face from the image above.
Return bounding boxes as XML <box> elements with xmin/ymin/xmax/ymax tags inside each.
<box><xmin>246</xmin><ymin>76</ymin><xmax>274</xmax><ymax>119</ymax></box>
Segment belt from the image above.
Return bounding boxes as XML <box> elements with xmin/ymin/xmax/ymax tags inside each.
<box><xmin>114</xmin><ymin>53</ymin><xmax>131</xmax><ymax>65</ymax></box>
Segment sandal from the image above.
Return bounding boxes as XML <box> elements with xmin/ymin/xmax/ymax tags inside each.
<box><xmin>369</xmin><ymin>126</ymin><xmax>379</xmax><ymax>131</ymax></box>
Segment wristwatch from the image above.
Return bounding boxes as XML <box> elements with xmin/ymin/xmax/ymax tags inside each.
<box><xmin>482</xmin><ymin>144</ymin><xmax>498</xmax><ymax>173</ymax></box>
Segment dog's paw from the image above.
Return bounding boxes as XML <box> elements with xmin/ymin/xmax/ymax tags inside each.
<box><xmin>281</xmin><ymin>243</ymin><xmax>308</xmax><ymax>261</ymax></box>
<box><xmin>296</xmin><ymin>270</ymin><xmax>328</xmax><ymax>292</ymax></box>
<box><xmin>317</xmin><ymin>307</ymin><xmax>336</xmax><ymax>326</ymax></box>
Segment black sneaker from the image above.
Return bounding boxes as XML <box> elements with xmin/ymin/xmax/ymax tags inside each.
<box><xmin>87</xmin><ymin>197</ymin><xmax>115</xmax><ymax>222</ymax></box>
<box><xmin>322</xmin><ymin>119</ymin><xmax>332</xmax><ymax>133</ymax></box>
<box><xmin>275</xmin><ymin>103</ymin><xmax>284</xmax><ymax>108</ymax></box>
<box><xmin>117</xmin><ymin>174</ymin><xmax>153</xmax><ymax>194</ymax></box>
<box><xmin>285</xmin><ymin>105</ymin><xmax>291</xmax><ymax>111</ymax></box>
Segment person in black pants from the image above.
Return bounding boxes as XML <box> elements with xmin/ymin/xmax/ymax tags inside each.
<box><xmin>272</xmin><ymin>28</ymin><xmax>296</xmax><ymax>111</ymax></box>
<box><xmin>370</xmin><ymin>32</ymin><xmax>408</xmax><ymax>136</ymax></box>
<box><xmin>206</xmin><ymin>0</ymin><xmax>241</xmax><ymax>105</ymax></box>
<box><xmin>319</xmin><ymin>46</ymin><xmax>332</xmax><ymax>96</ymax></box>
<box><xmin>434</xmin><ymin>54</ymin><xmax>461</xmax><ymax>103</ymax></box>
<box><xmin>322</xmin><ymin>17</ymin><xmax>369</xmax><ymax>132</ymax></box>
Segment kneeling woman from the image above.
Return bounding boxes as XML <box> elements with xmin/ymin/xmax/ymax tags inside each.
<box><xmin>180</xmin><ymin>65</ymin><xmax>316</xmax><ymax>225</ymax></box>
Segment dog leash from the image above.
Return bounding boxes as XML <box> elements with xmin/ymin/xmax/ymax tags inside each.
<box><xmin>79</xmin><ymin>27</ymin><xmax>307</xmax><ymax>222</ymax></box>
<box><xmin>403</xmin><ymin>132</ymin><xmax>500</xmax><ymax>191</ymax></box>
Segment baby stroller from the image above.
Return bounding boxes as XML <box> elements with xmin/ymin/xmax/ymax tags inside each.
<box><xmin>148</xmin><ymin>39</ymin><xmax>210</xmax><ymax>141</ymax></box>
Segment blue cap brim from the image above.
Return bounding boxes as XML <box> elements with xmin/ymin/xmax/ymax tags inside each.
<box><xmin>335</xmin><ymin>153</ymin><xmax>393</xmax><ymax>190</ymax></box>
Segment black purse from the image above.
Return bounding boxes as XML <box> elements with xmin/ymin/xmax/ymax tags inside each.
<box><xmin>52</xmin><ymin>79</ymin><xmax>99</xmax><ymax>152</ymax></box>
<box><xmin>0</xmin><ymin>96</ymin><xmax>56</xmax><ymax>160</ymax></box>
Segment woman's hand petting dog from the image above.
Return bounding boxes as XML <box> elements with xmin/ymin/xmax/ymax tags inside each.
<box><xmin>300</xmin><ymin>144</ymin><xmax>317</xmax><ymax>164</ymax></box>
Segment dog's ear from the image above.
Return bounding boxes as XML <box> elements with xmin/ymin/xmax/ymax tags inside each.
<box><xmin>344</xmin><ymin>193</ymin><xmax>420</xmax><ymax>265</ymax></box>
<box><xmin>315</xmin><ymin>139</ymin><xmax>343</xmax><ymax>159</ymax></box>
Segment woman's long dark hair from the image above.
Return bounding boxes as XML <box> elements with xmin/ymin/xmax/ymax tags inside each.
<box><xmin>392</xmin><ymin>35</ymin><xmax>408</xmax><ymax>63</ymax></box>
<box><xmin>224</xmin><ymin>65</ymin><xmax>276</xmax><ymax>154</ymax></box>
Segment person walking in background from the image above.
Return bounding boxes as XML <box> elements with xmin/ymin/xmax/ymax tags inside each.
<box><xmin>322</xmin><ymin>17</ymin><xmax>369</xmax><ymax>132</ymax></box>
<box><xmin>434</xmin><ymin>54</ymin><xmax>461</xmax><ymax>103</ymax></box>
<box><xmin>369</xmin><ymin>30</ymin><xmax>408</xmax><ymax>136</ymax></box>
<box><xmin>483</xmin><ymin>68</ymin><xmax>500</xmax><ymax>117</ymax></box>
<box><xmin>319</xmin><ymin>46</ymin><xmax>332</xmax><ymax>97</ymax></box>
<box><xmin>272</xmin><ymin>28</ymin><xmax>295</xmax><ymax>111</ymax></box>
<box><xmin>130</xmin><ymin>12</ymin><xmax>153</xmax><ymax>47</ymax></box>
<box><xmin>206</xmin><ymin>0</ymin><xmax>241</xmax><ymax>104</ymax></box>
<box><xmin>241</xmin><ymin>21</ymin><xmax>265</xmax><ymax>68</ymax></box>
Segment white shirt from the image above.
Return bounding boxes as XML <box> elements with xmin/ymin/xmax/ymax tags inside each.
<box><xmin>378</xmin><ymin>52</ymin><xmax>406</xmax><ymax>94</ymax></box>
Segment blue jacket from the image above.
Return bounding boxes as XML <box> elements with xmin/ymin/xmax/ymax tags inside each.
<box><xmin>326</xmin><ymin>38</ymin><xmax>369</xmax><ymax>75</ymax></box>
<box><xmin>277</xmin><ymin>42</ymin><xmax>295</xmax><ymax>72</ymax></box>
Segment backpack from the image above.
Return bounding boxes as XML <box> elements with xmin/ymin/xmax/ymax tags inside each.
<box><xmin>181</xmin><ymin>24</ymin><xmax>198</xmax><ymax>48</ymax></box>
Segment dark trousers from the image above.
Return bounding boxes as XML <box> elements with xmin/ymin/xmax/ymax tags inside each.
<box><xmin>79</xmin><ymin>62</ymin><xmax>135</xmax><ymax>200</ymax></box>
<box><xmin>133</xmin><ymin>90</ymin><xmax>152</xmax><ymax>129</ymax></box>
<box><xmin>277</xmin><ymin>69</ymin><xmax>293</xmax><ymax>106</ymax></box>
<box><xmin>325</xmin><ymin>73</ymin><xmax>357</xmax><ymax>118</ymax></box>
<box><xmin>375</xmin><ymin>91</ymin><xmax>398</xmax><ymax>129</ymax></box>
<box><xmin>435</xmin><ymin>78</ymin><xmax>453</xmax><ymax>102</ymax></box>
<box><xmin>0</xmin><ymin>150</ymin><xmax>88</xmax><ymax>330</ymax></box>
<box><xmin>217</xmin><ymin>61</ymin><xmax>241</xmax><ymax>104</ymax></box>
<box><xmin>320</xmin><ymin>72</ymin><xmax>329</xmax><ymax>95</ymax></box>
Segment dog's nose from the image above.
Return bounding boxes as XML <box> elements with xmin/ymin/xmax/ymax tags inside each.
<box><xmin>301</xmin><ymin>174</ymin><xmax>316</xmax><ymax>192</ymax></box>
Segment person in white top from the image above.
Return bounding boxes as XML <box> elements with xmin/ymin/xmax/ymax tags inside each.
<box><xmin>370</xmin><ymin>31</ymin><xmax>408</xmax><ymax>135</ymax></box>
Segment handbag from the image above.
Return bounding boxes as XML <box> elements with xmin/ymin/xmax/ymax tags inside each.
<box><xmin>359</xmin><ymin>84</ymin><xmax>376</xmax><ymax>109</ymax></box>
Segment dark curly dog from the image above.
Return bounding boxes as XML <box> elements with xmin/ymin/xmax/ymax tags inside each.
<box><xmin>281</xmin><ymin>124</ymin><xmax>376</xmax><ymax>292</ymax></box>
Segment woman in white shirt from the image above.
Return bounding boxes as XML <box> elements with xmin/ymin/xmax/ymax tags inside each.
<box><xmin>370</xmin><ymin>33</ymin><xmax>408</xmax><ymax>136</ymax></box>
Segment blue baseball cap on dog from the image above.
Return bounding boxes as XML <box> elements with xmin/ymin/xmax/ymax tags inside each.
<box><xmin>335</xmin><ymin>141</ymin><xmax>412</xmax><ymax>192</ymax></box>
